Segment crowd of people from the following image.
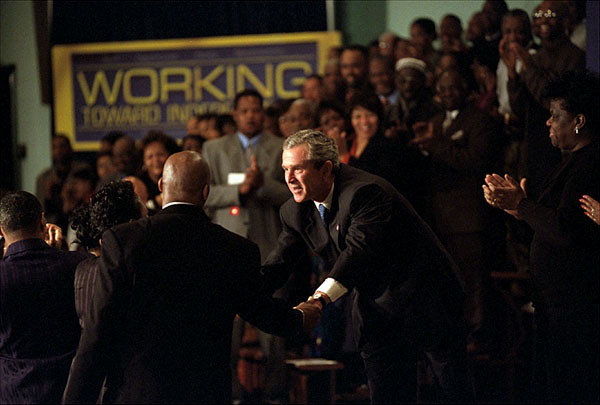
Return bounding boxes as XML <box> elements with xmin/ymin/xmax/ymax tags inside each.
<box><xmin>1</xmin><ymin>0</ymin><xmax>598</xmax><ymax>404</ymax></box>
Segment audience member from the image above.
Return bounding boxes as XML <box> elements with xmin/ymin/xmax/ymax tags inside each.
<box><xmin>367</xmin><ymin>39</ymin><xmax>380</xmax><ymax>59</ymax></box>
<box><xmin>470</xmin><ymin>52</ymin><xmax>499</xmax><ymax>115</ymax></box>
<box><xmin>99</xmin><ymin>130</ymin><xmax>125</xmax><ymax>154</ymax></box>
<box><xmin>60</xmin><ymin>166</ymin><xmax>98</xmax><ymax>249</ymax></box>
<box><xmin>123</xmin><ymin>175</ymin><xmax>150</xmax><ymax>206</ymax></box>
<box><xmin>322</xmin><ymin>58</ymin><xmax>344</xmax><ymax>102</ymax></box>
<box><xmin>377</xmin><ymin>31</ymin><xmax>400</xmax><ymax>58</ymax></box>
<box><xmin>394</xmin><ymin>37</ymin><xmax>416</xmax><ymax>63</ymax></box>
<box><xmin>506</xmin><ymin>0</ymin><xmax>585</xmax><ymax>199</ymax></box>
<box><xmin>466</xmin><ymin>11</ymin><xmax>496</xmax><ymax>69</ymax></box>
<box><xmin>112</xmin><ymin>135</ymin><xmax>141</xmax><ymax>177</ymax></box>
<box><xmin>70</xmin><ymin>181</ymin><xmax>147</xmax><ymax>329</ymax></box>
<box><xmin>262</xmin><ymin>130</ymin><xmax>472</xmax><ymax>403</ymax></box>
<box><xmin>483</xmin><ymin>71</ymin><xmax>599</xmax><ymax>403</ymax></box>
<box><xmin>339</xmin><ymin>45</ymin><xmax>372</xmax><ymax>102</ymax></box>
<box><xmin>217</xmin><ymin>113</ymin><xmax>237</xmax><ymax>137</ymax></box>
<box><xmin>481</xmin><ymin>0</ymin><xmax>508</xmax><ymax>61</ymax></box>
<box><xmin>286</xmin><ymin>98</ymin><xmax>316</xmax><ymax>134</ymax></box>
<box><xmin>566</xmin><ymin>0</ymin><xmax>586</xmax><ymax>51</ymax></box>
<box><xmin>138</xmin><ymin>130</ymin><xmax>180</xmax><ymax>214</ymax></box>
<box><xmin>346</xmin><ymin>92</ymin><xmax>426</xmax><ymax>210</ymax></box>
<box><xmin>35</xmin><ymin>135</ymin><xmax>90</xmax><ymax>225</ymax></box>
<box><xmin>181</xmin><ymin>134</ymin><xmax>204</xmax><ymax>154</ymax></box>
<box><xmin>203</xmin><ymin>112</ymin><xmax>222</xmax><ymax>140</ymax></box>
<box><xmin>412</xmin><ymin>69</ymin><xmax>505</xmax><ymax>354</ymax></box>
<box><xmin>327</xmin><ymin>46</ymin><xmax>342</xmax><ymax>60</ymax></box>
<box><xmin>439</xmin><ymin>14</ymin><xmax>467</xmax><ymax>53</ymax></box>
<box><xmin>495</xmin><ymin>8</ymin><xmax>538</xmax><ymax>275</ymax></box>
<box><xmin>369</xmin><ymin>55</ymin><xmax>399</xmax><ymax>107</ymax></box>
<box><xmin>276</xmin><ymin>98</ymin><xmax>297</xmax><ymax>138</ymax></box>
<box><xmin>187</xmin><ymin>113</ymin><xmax>221</xmax><ymax>141</ymax></box>
<box><xmin>186</xmin><ymin>113</ymin><xmax>204</xmax><ymax>137</ymax></box>
<box><xmin>0</xmin><ymin>191</ymin><xmax>89</xmax><ymax>403</ymax></box>
<box><xmin>95</xmin><ymin>150</ymin><xmax>117</xmax><ymax>183</ymax></box>
<box><xmin>497</xmin><ymin>8</ymin><xmax>536</xmax><ymax>136</ymax></box>
<box><xmin>315</xmin><ymin>100</ymin><xmax>347</xmax><ymax>134</ymax></box>
<box><xmin>301</xmin><ymin>74</ymin><xmax>325</xmax><ymax>106</ymax></box>
<box><xmin>410</xmin><ymin>18</ymin><xmax>441</xmax><ymax>69</ymax></box>
<box><xmin>62</xmin><ymin>151</ymin><xmax>320</xmax><ymax>404</ymax></box>
<box><xmin>202</xmin><ymin>89</ymin><xmax>292</xmax><ymax>404</ymax></box>
<box><xmin>387</xmin><ymin>57</ymin><xmax>442</xmax><ymax>140</ymax></box>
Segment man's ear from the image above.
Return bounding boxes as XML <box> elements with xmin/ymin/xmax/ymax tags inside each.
<box><xmin>203</xmin><ymin>184</ymin><xmax>210</xmax><ymax>202</ymax></box>
<box><xmin>320</xmin><ymin>160</ymin><xmax>333</xmax><ymax>177</ymax></box>
<box><xmin>0</xmin><ymin>225</ymin><xmax>6</xmax><ymax>238</ymax></box>
<box><xmin>40</xmin><ymin>212</ymin><xmax>47</xmax><ymax>233</ymax></box>
<box><xmin>158</xmin><ymin>177</ymin><xmax>163</xmax><ymax>193</ymax></box>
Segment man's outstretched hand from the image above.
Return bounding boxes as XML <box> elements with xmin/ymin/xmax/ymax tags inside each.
<box><xmin>294</xmin><ymin>301</ymin><xmax>322</xmax><ymax>333</ymax></box>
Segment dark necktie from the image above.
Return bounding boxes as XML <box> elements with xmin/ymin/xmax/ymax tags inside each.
<box><xmin>318</xmin><ymin>203</ymin><xmax>328</xmax><ymax>225</ymax></box>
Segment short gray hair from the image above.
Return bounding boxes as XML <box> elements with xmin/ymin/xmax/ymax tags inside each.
<box><xmin>283</xmin><ymin>129</ymin><xmax>340</xmax><ymax>171</ymax></box>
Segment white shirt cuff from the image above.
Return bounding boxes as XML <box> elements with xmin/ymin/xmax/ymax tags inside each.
<box><xmin>316</xmin><ymin>277</ymin><xmax>348</xmax><ymax>302</ymax></box>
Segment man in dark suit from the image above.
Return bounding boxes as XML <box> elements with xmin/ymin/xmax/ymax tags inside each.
<box><xmin>411</xmin><ymin>68</ymin><xmax>505</xmax><ymax>353</ymax></box>
<box><xmin>62</xmin><ymin>151</ymin><xmax>320</xmax><ymax>404</ymax></box>
<box><xmin>0</xmin><ymin>191</ymin><xmax>89</xmax><ymax>403</ymax></box>
<box><xmin>262</xmin><ymin>130</ymin><xmax>472</xmax><ymax>403</ymax></box>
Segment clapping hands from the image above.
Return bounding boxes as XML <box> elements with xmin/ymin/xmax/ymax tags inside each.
<box><xmin>239</xmin><ymin>155</ymin><xmax>264</xmax><ymax>195</ymax></box>
<box><xmin>483</xmin><ymin>173</ymin><xmax>527</xmax><ymax>218</ymax></box>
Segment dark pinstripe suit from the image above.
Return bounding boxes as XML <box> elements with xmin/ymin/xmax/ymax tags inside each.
<box><xmin>0</xmin><ymin>238</ymin><xmax>88</xmax><ymax>403</ymax></box>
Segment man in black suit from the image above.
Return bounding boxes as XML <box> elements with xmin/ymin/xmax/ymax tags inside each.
<box><xmin>262</xmin><ymin>130</ymin><xmax>472</xmax><ymax>403</ymax></box>
<box><xmin>62</xmin><ymin>151</ymin><xmax>320</xmax><ymax>404</ymax></box>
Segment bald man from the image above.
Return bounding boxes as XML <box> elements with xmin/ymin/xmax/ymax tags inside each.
<box><xmin>63</xmin><ymin>152</ymin><xmax>320</xmax><ymax>404</ymax></box>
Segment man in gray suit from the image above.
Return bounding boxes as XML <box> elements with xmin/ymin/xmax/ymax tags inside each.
<box><xmin>202</xmin><ymin>89</ymin><xmax>292</xmax><ymax>403</ymax></box>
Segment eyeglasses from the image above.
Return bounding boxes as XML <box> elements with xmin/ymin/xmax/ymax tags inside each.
<box><xmin>532</xmin><ymin>9</ymin><xmax>557</xmax><ymax>19</ymax></box>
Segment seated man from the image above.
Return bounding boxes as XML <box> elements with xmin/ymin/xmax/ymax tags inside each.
<box><xmin>0</xmin><ymin>191</ymin><xmax>89</xmax><ymax>403</ymax></box>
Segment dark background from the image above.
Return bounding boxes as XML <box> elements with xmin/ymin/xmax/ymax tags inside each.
<box><xmin>51</xmin><ymin>1</ymin><xmax>327</xmax><ymax>44</ymax></box>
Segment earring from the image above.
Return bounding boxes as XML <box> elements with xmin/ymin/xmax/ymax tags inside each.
<box><xmin>575</xmin><ymin>127</ymin><xmax>579</xmax><ymax>135</ymax></box>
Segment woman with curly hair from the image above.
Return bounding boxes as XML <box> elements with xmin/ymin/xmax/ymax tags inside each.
<box><xmin>70</xmin><ymin>180</ymin><xmax>146</xmax><ymax>327</ymax></box>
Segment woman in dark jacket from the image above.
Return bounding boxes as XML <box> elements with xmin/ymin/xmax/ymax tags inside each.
<box><xmin>70</xmin><ymin>180</ymin><xmax>146</xmax><ymax>328</ymax></box>
<box><xmin>345</xmin><ymin>92</ymin><xmax>429</xmax><ymax>215</ymax></box>
<box><xmin>483</xmin><ymin>71</ymin><xmax>599</xmax><ymax>404</ymax></box>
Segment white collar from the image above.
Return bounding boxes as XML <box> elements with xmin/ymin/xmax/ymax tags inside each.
<box><xmin>162</xmin><ymin>201</ymin><xmax>196</xmax><ymax>209</ymax></box>
<box><xmin>313</xmin><ymin>183</ymin><xmax>334</xmax><ymax>211</ymax></box>
<box><xmin>446</xmin><ymin>109</ymin><xmax>460</xmax><ymax>120</ymax></box>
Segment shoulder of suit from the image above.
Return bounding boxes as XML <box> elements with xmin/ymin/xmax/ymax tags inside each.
<box><xmin>208</xmin><ymin>220</ymin><xmax>260</xmax><ymax>255</ymax></box>
<box><xmin>203</xmin><ymin>133</ymin><xmax>237</xmax><ymax>150</ymax></box>
<box><xmin>261</xmin><ymin>132</ymin><xmax>284</xmax><ymax>145</ymax></box>
<box><xmin>338</xmin><ymin>165</ymin><xmax>399</xmax><ymax>198</ymax></box>
<box><xmin>106</xmin><ymin>216</ymin><xmax>152</xmax><ymax>243</ymax></box>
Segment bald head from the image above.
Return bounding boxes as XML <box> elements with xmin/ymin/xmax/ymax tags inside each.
<box><xmin>159</xmin><ymin>151</ymin><xmax>210</xmax><ymax>207</ymax></box>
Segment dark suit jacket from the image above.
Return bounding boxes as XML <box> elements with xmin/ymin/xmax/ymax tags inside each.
<box><xmin>62</xmin><ymin>204</ymin><xmax>303</xmax><ymax>404</ymax></box>
<box><xmin>348</xmin><ymin>132</ymin><xmax>430</xmax><ymax>218</ymax></box>
<box><xmin>74</xmin><ymin>256</ymin><xmax>99</xmax><ymax>328</ymax></box>
<box><xmin>428</xmin><ymin>105</ymin><xmax>503</xmax><ymax>235</ymax></box>
<box><xmin>0</xmin><ymin>238</ymin><xmax>88</xmax><ymax>404</ymax></box>
<box><xmin>262</xmin><ymin>165</ymin><xmax>465</xmax><ymax>350</ymax></box>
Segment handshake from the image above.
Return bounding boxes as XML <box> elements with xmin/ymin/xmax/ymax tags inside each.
<box><xmin>294</xmin><ymin>292</ymin><xmax>331</xmax><ymax>333</ymax></box>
